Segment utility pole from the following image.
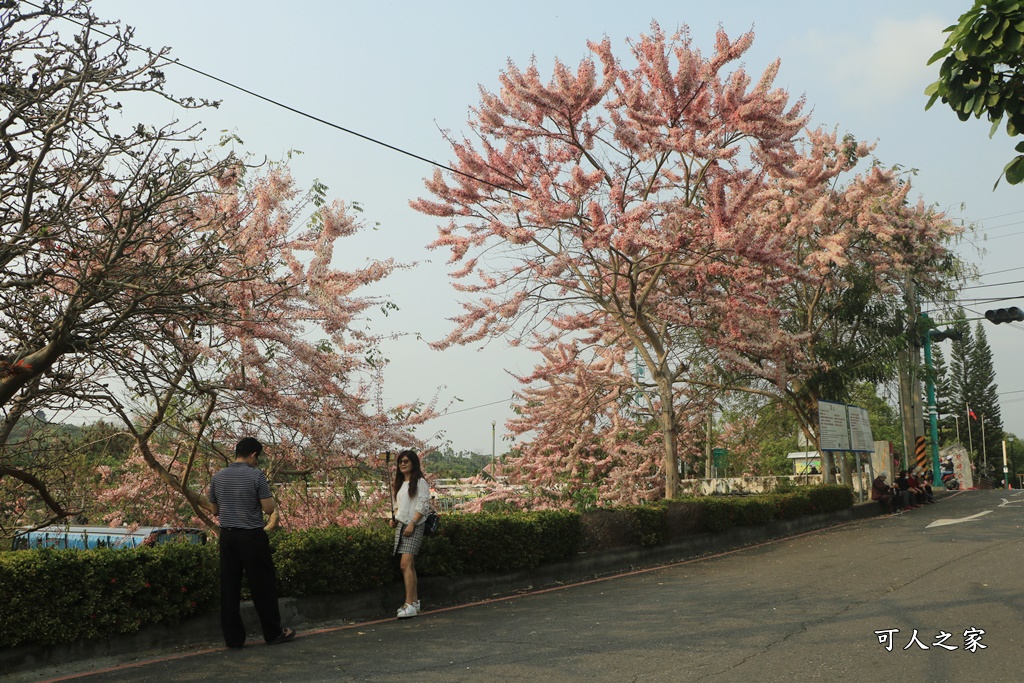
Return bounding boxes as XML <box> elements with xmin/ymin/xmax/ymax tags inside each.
<box><xmin>705</xmin><ymin>411</ymin><xmax>713</xmax><ymax>479</ymax></box>
<box><xmin>898</xmin><ymin>275</ymin><xmax>920</xmax><ymax>472</ymax></box>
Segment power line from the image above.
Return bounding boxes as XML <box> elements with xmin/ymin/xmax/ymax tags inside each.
<box><xmin>24</xmin><ymin>1</ymin><xmax>528</xmax><ymax>199</ymax></box>
<box><xmin>977</xmin><ymin>265</ymin><xmax>1024</xmax><ymax>278</ymax></box>
<box><xmin>431</xmin><ymin>397</ymin><xmax>515</xmax><ymax>419</ymax></box>
<box><xmin>980</xmin><ymin>228</ymin><xmax>1024</xmax><ymax>241</ymax></box>
<box><xmin>973</xmin><ymin>208</ymin><xmax>1024</xmax><ymax>222</ymax></box>
<box><xmin>976</xmin><ymin>217</ymin><xmax>1024</xmax><ymax>233</ymax></box>
<box><xmin>961</xmin><ymin>278</ymin><xmax>1024</xmax><ymax>290</ymax></box>
<box><xmin>948</xmin><ymin>294</ymin><xmax>1024</xmax><ymax>305</ymax></box>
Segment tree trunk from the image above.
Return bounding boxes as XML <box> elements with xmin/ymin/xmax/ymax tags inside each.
<box><xmin>660</xmin><ymin>398</ymin><xmax>679</xmax><ymax>499</ymax></box>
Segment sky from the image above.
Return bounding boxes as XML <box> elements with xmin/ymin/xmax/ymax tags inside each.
<box><xmin>81</xmin><ymin>0</ymin><xmax>1024</xmax><ymax>455</ymax></box>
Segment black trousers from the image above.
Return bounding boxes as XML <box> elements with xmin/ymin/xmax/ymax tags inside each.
<box><xmin>219</xmin><ymin>527</ymin><xmax>282</xmax><ymax>646</ymax></box>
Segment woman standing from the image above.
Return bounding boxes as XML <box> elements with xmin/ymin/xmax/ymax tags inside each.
<box><xmin>390</xmin><ymin>449</ymin><xmax>431</xmax><ymax>618</ymax></box>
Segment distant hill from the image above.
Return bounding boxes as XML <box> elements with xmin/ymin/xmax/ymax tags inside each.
<box><xmin>7</xmin><ymin>413</ymin><xmax>83</xmax><ymax>444</ymax></box>
<box><xmin>424</xmin><ymin>449</ymin><xmax>494</xmax><ymax>479</ymax></box>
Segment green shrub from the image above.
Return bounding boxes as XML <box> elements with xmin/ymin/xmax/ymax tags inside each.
<box><xmin>766</xmin><ymin>491</ymin><xmax>813</xmax><ymax>519</ymax></box>
<box><xmin>730</xmin><ymin>497</ymin><xmax>775</xmax><ymax>526</ymax></box>
<box><xmin>0</xmin><ymin>543</ymin><xmax>217</xmax><ymax>649</ymax></box>
<box><xmin>806</xmin><ymin>485</ymin><xmax>853</xmax><ymax>513</ymax></box>
<box><xmin>772</xmin><ymin>477</ymin><xmax>796</xmax><ymax>494</ymax></box>
<box><xmin>415</xmin><ymin>527</ymin><xmax>463</xmax><ymax>577</ymax></box>
<box><xmin>529</xmin><ymin>510</ymin><xmax>583</xmax><ymax>563</ymax></box>
<box><xmin>442</xmin><ymin>512</ymin><xmax>545</xmax><ymax>573</ymax></box>
<box><xmin>664</xmin><ymin>499</ymin><xmax>705</xmax><ymax>538</ymax></box>
<box><xmin>701</xmin><ymin>497</ymin><xmax>735</xmax><ymax>532</ymax></box>
<box><xmin>272</xmin><ymin>526</ymin><xmax>394</xmax><ymax>597</ymax></box>
<box><xmin>419</xmin><ymin>509</ymin><xmax>581</xmax><ymax>575</ymax></box>
<box><xmin>620</xmin><ymin>504</ymin><xmax>668</xmax><ymax>546</ymax></box>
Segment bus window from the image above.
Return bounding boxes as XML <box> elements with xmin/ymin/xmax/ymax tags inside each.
<box><xmin>11</xmin><ymin>526</ymin><xmax>207</xmax><ymax>551</ymax></box>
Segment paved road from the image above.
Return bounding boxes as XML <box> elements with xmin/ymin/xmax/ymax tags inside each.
<box><xmin>14</xmin><ymin>489</ymin><xmax>1024</xmax><ymax>682</ymax></box>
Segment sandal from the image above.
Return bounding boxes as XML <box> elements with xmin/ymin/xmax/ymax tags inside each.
<box><xmin>268</xmin><ymin>627</ymin><xmax>296</xmax><ymax>645</ymax></box>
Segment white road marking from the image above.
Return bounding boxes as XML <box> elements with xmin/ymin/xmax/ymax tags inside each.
<box><xmin>926</xmin><ymin>511</ymin><xmax>993</xmax><ymax>528</ymax></box>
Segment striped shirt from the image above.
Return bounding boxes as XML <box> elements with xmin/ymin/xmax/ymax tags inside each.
<box><xmin>208</xmin><ymin>462</ymin><xmax>272</xmax><ymax>529</ymax></box>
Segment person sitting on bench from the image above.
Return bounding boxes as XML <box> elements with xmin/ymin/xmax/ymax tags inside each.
<box><xmin>871</xmin><ymin>473</ymin><xmax>896</xmax><ymax>514</ymax></box>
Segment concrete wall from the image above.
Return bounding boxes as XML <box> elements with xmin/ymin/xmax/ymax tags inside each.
<box><xmin>675</xmin><ymin>474</ymin><xmax>874</xmax><ymax>496</ymax></box>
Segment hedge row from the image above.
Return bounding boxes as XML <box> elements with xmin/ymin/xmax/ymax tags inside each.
<box><xmin>692</xmin><ymin>485</ymin><xmax>853</xmax><ymax>533</ymax></box>
<box><xmin>0</xmin><ymin>543</ymin><xmax>218</xmax><ymax>649</ymax></box>
<box><xmin>271</xmin><ymin>509</ymin><xmax>582</xmax><ymax>597</ymax></box>
<box><xmin>0</xmin><ymin>486</ymin><xmax>851</xmax><ymax>649</ymax></box>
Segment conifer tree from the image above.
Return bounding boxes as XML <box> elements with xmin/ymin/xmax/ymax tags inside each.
<box><xmin>930</xmin><ymin>344</ymin><xmax>957</xmax><ymax>444</ymax></box>
<box><xmin>943</xmin><ymin>310</ymin><xmax>1003</xmax><ymax>472</ymax></box>
<box><xmin>968</xmin><ymin>322</ymin><xmax>1002</xmax><ymax>474</ymax></box>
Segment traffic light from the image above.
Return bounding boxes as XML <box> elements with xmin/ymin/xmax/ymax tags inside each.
<box><xmin>929</xmin><ymin>328</ymin><xmax>963</xmax><ymax>342</ymax></box>
<box><xmin>984</xmin><ymin>306</ymin><xmax>1024</xmax><ymax>324</ymax></box>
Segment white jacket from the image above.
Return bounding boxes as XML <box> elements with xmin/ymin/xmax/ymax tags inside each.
<box><xmin>395</xmin><ymin>479</ymin><xmax>431</xmax><ymax>525</ymax></box>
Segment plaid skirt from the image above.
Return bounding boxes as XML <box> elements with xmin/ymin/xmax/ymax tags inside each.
<box><xmin>393</xmin><ymin>521</ymin><xmax>425</xmax><ymax>555</ymax></box>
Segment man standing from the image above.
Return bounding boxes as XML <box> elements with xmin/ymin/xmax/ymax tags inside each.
<box><xmin>207</xmin><ymin>437</ymin><xmax>295</xmax><ymax>648</ymax></box>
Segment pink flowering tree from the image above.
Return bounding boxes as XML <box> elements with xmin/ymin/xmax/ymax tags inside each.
<box><xmin>700</xmin><ymin>150</ymin><xmax>962</xmax><ymax>475</ymax></box>
<box><xmin>414</xmin><ymin>24</ymin><xmax>963</xmax><ymax>497</ymax></box>
<box><xmin>413</xmin><ymin>24</ymin><xmax>861</xmax><ymax>498</ymax></box>
<box><xmin>491</xmin><ymin>335</ymin><xmax>709</xmax><ymax>506</ymax></box>
<box><xmin>0</xmin><ymin>0</ymin><xmax>243</xmax><ymax>527</ymax></box>
<box><xmin>0</xmin><ymin>2</ymin><xmax>432</xmax><ymax>532</ymax></box>
<box><xmin>87</xmin><ymin>166</ymin><xmax>435</xmax><ymax>531</ymax></box>
<box><xmin>503</xmin><ymin>341</ymin><xmax>661</xmax><ymax>506</ymax></box>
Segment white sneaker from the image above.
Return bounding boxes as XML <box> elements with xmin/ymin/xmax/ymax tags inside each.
<box><xmin>397</xmin><ymin>602</ymin><xmax>419</xmax><ymax>619</ymax></box>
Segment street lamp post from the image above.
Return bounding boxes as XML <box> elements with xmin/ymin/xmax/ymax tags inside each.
<box><xmin>491</xmin><ymin>420</ymin><xmax>496</xmax><ymax>472</ymax></box>
<box><xmin>1009</xmin><ymin>436</ymin><xmax>1017</xmax><ymax>488</ymax></box>
<box><xmin>1001</xmin><ymin>439</ymin><xmax>1010</xmax><ymax>489</ymax></box>
<box><xmin>981</xmin><ymin>413</ymin><xmax>988</xmax><ymax>475</ymax></box>
<box><xmin>966</xmin><ymin>402</ymin><xmax>974</xmax><ymax>461</ymax></box>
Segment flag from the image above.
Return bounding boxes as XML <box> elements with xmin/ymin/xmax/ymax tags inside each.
<box><xmin>969</xmin><ymin>408</ymin><xmax>978</xmax><ymax>420</ymax></box>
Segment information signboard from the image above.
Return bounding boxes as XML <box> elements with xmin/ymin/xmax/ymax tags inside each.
<box><xmin>818</xmin><ymin>400</ymin><xmax>851</xmax><ymax>452</ymax></box>
<box><xmin>712</xmin><ymin>447</ymin><xmax>728</xmax><ymax>469</ymax></box>
<box><xmin>847</xmin><ymin>405</ymin><xmax>874</xmax><ymax>453</ymax></box>
<box><xmin>817</xmin><ymin>401</ymin><xmax>875</xmax><ymax>453</ymax></box>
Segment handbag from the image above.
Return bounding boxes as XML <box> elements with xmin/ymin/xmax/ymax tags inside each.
<box><xmin>423</xmin><ymin>507</ymin><xmax>440</xmax><ymax>536</ymax></box>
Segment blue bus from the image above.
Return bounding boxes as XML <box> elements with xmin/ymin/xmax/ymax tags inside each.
<box><xmin>11</xmin><ymin>525</ymin><xmax>207</xmax><ymax>551</ymax></box>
